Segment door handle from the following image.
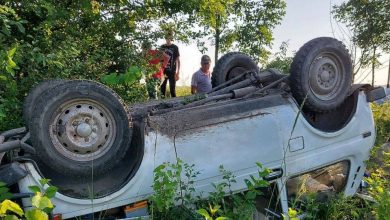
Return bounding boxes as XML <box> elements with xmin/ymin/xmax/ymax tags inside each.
<box><xmin>264</xmin><ymin>168</ymin><xmax>283</xmax><ymax>181</ymax></box>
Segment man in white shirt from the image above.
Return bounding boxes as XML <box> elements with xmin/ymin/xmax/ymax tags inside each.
<box><xmin>191</xmin><ymin>55</ymin><xmax>212</xmax><ymax>94</ymax></box>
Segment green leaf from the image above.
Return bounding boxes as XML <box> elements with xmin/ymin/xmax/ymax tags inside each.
<box><xmin>255</xmin><ymin>162</ymin><xmax>263</xmax><ymax>169</ymax></box>
<box><xmin>7</xmin><ymin>47</ymin><xmax>16</xmax><ymax>58</ymax></box>
<box><xmin>244</xmin><ymin>179</ymin><xmax>253</xmax><ymax>188</ymax></box>
<box><xmin>288</xmin><ymin>207</ymin><xmax>298</xmax><ymax>218</ymax></box>
<box><xmin>124</xmin><ymin>66</ymin><xmax>142</xmax><ymax>83</ymax></box>
<box><xmin>25</xmin><ymin>209</ymin><xmax>48</xmax><ymax>220</ymax></box>
<box><xmin>31</xmin><ymin>193</ymin><xmax>54</xmax><ymax>210</ymax></box>
<box><xmin>0</xmin><ymin>200</ymin><xmax>24</xmax><ymax>216</ymax></box>
<box><xmin>4</xmin><ymin>215</ymin><xmax>19</xmax><ymax>220</ymax></box>
<box><xmin>0</xmin><ymin>182</ymin><xmax>6</xmax><ymax>187</ymax></box>
<box><xmin>209</xmin><ymin>203</ymin><xmax>220</xmax><ymax>215</ymax></box>
<box><xmin>245</xmin><ymin>190</ymin><xmax>257</xmax><ymax>200</ymax></box>
<box><xmin>15</xmin><ymin>22</ymin><xmax>25</xmax><ymax>34</ymax></box>
<box><xmin>154</xmin><ymin>164</ymin><xmax>166</xmax><ymax>172</ymax></box>
<box><xmin>50</xmin><ymin>61</ymin><xmax>64</xmax><ymax>68</ymax></box>
<box><xmin>0</xmin><ymin>75</ymin><xmax>7</xmax><ymax>81</ymax></box>
<box><xmin>0</xmin><ymin>192</ymin><xmax>13</xmax><ymax>202</ymax></box>
<box><xmin>28</xmin><ymin>186</ymin><xmax>41</xmax><ymax>194</ymax></box>
<box><xmin>128</xmin><ymin>66</ymin><xmax>141</xmax><ymax>74</ymax></box>
<box><xmin>258</xmin><ymin>169</ymin><xmax>268</xmax><ymax>176</ymax></box>
<box><xmin>197</xmin><ymin>208</ymin><xmax>210</xmax><ymax>218</ymax></box>
<box><xmin>42</xmin><ymin>206</ymin><xmax>54</xmax><ymax>214</ymax></box>
<box><xmin>7</xmin><ymin>58</ymin><xmax>16</xmax><ymax>68</ymax></box>
<box><xmin>216</xmin><ymin>217</ymin><xmax>228</xmax><ymax>220</ymax></box>
<box><xmin>44</xmin><ymin>186</ymin><xmax>57</xmax><ymax>198</ymax></box>
<box><xmin>0</xmin><ymin>186</ymin><xmax>9</xmax><ymax>194</ymax></box>
<box><xmin>5</xmin><ymin>66</ymin><xmax>15</xmax><ymax>76</ymax></box>
<box><xmin>122</xmin><ymin>72</ymin><xmax>136</xmax><ymax>84</ymax></box>
<box><xmin>257</xmin><ymin>180</ymin><xmax>269</xmax><ymax>187</ymax></box>
<box><xmin>38</xmin><ymin>179</ymin><xmax>50</xmax><ymax>187</ymax></box>
<box><xmin>1</xmin><ymin>26</ymin><xmax>11</xmax><ymax>36</ymax></box>
<box><xmin>101</xmin><ymin>73</ymin><xmax>119</xmax><ymax>85</ymax></box>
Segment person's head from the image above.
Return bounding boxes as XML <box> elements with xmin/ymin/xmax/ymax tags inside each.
<box><xmin>165</xmin><ymin>31</ymin><xmax>174</xmax><ymax>45</ymax></box>
<box><xmin>200</xmin><ymin>55</ymin><xmax>211</xmax><ymax>72</ymax></box>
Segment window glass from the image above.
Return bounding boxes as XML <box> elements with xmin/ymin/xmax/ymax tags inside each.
<box><xmin>254</xmin><ymin>182</ymin><xmax>282</xmax><ymax>219</ymax></box>
<box><xmin>286</xmin><ymin>161</ymin><xmax>350</xmax><ymax>203</ymax></box>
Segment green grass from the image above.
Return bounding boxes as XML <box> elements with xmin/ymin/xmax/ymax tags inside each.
<box><xmin>165</xmin><ymin>86</ymin><xmax>191</xmax><ymax>97</ymax></box>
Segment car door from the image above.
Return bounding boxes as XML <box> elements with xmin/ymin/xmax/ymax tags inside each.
<box><xmin>174</xmin><ymin>106</ymin><xmax>285</xmax><ymax>193</ymax></box>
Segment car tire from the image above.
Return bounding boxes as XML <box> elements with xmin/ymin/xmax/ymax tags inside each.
<box><xmin>23</xmin><ymin>79</ymin><xmax>66</xmax><ymax>124</ymax></box>
<box><xmin>29</xmin><ymin>80</ymin><xmax>132</xmax><ymax>178</ymax></box>
<box><xmin>212</xmin><ymin>52</ymin><xmax>259</xmax><ymax>87</ymax></box>
<box><xmin>289</xmin><ymin>37</ymin><xmax>352</xmax><ymax>112</ymax></box>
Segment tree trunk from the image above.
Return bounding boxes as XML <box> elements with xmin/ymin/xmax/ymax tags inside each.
<box><xmin>371</xmin><ymin>47</ymin><xmax>376</xmax><ymax>86</ymax></box>
<box><xmin>214</xmin><ymin>15</ymin><xmax>220</xmax><ymax>63</ymax></box>
<box><xmin>387</xmin><ymin>57</ymin><xmax>390</xmax><ymax>88</ymax></box>
<box><xmin>352</xmin><ymin>46</ymin><xmax>357</xmax><ymax>83</ymax></box>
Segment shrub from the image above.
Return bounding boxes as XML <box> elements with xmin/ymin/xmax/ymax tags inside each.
<box><xmin>0</xmin><ymin>179</ymin><xmax>57</xmax><ymax>220</ymax></box>
<box><xmin>149</xmin><ymin>161</ymin><xmax>271</xmax><ymax>220</ymax></box>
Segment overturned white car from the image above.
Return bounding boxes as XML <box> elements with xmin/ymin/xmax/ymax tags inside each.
<box><xmin>1</xmin><ymin>37</ymin><xmax>389</xmax><ymax>219</ymax></box>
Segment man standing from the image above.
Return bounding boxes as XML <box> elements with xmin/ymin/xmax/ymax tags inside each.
<box><xmin>191</xmin><ymin>55</ymin><xmax>212</xmax><ymax>94</ymax></box>
<box><xmin>160</xmin><ymin>31</ymin><xmax>181</xmax><ymax>98</ymax></box>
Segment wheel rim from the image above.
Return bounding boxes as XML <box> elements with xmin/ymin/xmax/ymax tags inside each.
<box><xmin>49</xmin><ymin>99</ymin><xmax>116</xmax><ymax>162</ymax></box>
<box><xmin>309</xmin><ymin>52</ymin><xmax>344</xmax><ymax>101</ymax></box>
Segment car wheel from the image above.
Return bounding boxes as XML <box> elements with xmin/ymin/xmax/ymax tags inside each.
<box><xmin>23</xmin><ymin>79</ymin><xmax>66</xmax><ymax>124</ymax></box>
<box><xmin>29</xmin><ymin>80</ymin><xmax>132</xmax><ymax>178</ymax></box>
<box><xmin>212</xmin><ymin>52</ymin><xmax>259</xmax><ymax>87</ymax></box>
<box><xmin>289</xmin><ymin>37</ymin><xmax>352</xmax><ymax>112</ymax></box>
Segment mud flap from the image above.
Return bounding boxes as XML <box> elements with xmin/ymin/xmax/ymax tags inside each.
<box><xmin>366</xmin><ymin>87</ymin><xmax>388</xmax><ymax>102</ymax></box>
<box><xmin>348</xmin><ymin>84</ymin><xmax>389</xmax><ymax>102</ymax></box>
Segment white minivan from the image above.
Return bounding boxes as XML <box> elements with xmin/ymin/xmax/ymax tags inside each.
<box><xmin>1</xmin><ymin>37</ymin><xmax>389</xmax><ymax>219</ymax></box>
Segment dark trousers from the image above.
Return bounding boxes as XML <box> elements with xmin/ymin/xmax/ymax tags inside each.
<box><xmin>160</xmin><ymin>70</ymin><xmax>176</xmax><ymax>97</ymax></box>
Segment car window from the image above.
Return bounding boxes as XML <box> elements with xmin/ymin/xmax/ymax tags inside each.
<box><xmin>254</xmin><ymin>182</ymin><xmax>283</xmax><ymax>219</ymax></box>
<box><xmin>286</xmin><ymin>161</ymin><xmax>350</xmax><ymax>205</ymax></box>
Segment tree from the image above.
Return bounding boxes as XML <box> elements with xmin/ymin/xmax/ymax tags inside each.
<box><xmin>333</xmin><ymin>0</ymin><xmax>390</xmax><ymax>86</ymax></box>
<box><xmin>0</xmin><ymin>1</ymin><xmax>152</xmax><ymax>130</ymax></box>
<box><xmin>265</xmin><ymin>41</ymin><xmax>293</xmax><ymax>74</ymax></box>
<box><xmin>0</xmin><ymin>0</ymin><xmax>286</xmax><ymax>131</ymax></box>
<box><xmin>195</xmin><ymin>0</ymin><xmax>286</xmax><ymax>63</ymax></box>
<box><xmin>0</xmin><ymin>5</ymin><xmax>26</xmax><ymax>130</ymax></box>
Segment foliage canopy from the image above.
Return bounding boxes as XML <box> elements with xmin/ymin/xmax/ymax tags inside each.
<box><xmin>0</xmin><ymin>0</ymin><xmax>286</xmax><ymax>131</ymax></box>
<box><xmin>333</xmin><ymin>0</ymin><xmax>390</xmax><ymax>85</ymax></box>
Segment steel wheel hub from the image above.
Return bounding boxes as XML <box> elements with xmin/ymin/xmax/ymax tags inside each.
<box><xmin>49</xmin><ymin>99</ymin><xmax>116</xmax><ymax>162</ymax></box>
<box><xmin>76</xmin><ymin>123</ymin><xmax>92</xmax><ymax>137</ymax></box>
<box><xmin>309</xmin><ymin>53</ymin><xmax>343</xmax><ymax>101</ymax></box>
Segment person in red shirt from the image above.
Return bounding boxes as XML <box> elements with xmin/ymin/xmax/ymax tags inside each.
<box><xmin>142</xmin><ymin>41</ymin><xmax>169</xmax><ymax>99</ymax></box>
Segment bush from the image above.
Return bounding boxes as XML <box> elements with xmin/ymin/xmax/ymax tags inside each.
<box><xmin>0</xmin><ymin>2</ymin><xmax>155</xmax><ymax>131</ymax></box>
<box><xmin>149</xmin><ymin>161</ymin><xmax>271</xmax><ymax>220</ymax></box>
<box><xmin>371</xmin><ymin>102</ymin><xmax>390</xmax><ymax>148</ymax></box>
<box><xmin>0</xmin><ymin>179</ymin><xmax>57</xmax><ymax>220</ymax></box>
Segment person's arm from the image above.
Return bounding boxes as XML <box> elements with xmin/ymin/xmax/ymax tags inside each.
<box><xmin>175</xmin><ymin>45</ymin><xmax>180</xmax><ymax>81</ymax></box>
<box><xmin>176</xmin><ymin>57</ymin><xmax>181</xmax><ymax>74</ymax></box>
<box><xmin>191</xmin><ymin>86</ymin><xmax>197</xmax><ymax>94</ymax></box>
<box><xmin>191</xmin><ymin>73</ymin><xmax>197</xmax><ymax>94</ymax></box>
<box><xmin>175</xmin><ymin>58</ymin><xmax>180</xmax><ymax>81</ymax></box>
